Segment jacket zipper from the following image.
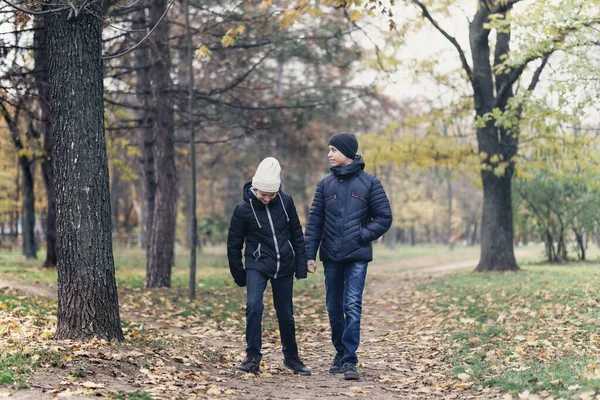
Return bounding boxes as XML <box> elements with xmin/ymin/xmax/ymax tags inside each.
<box><xmin>352</xmin><ymin>193</ymin><xmax>368</xmax><ymax>203</ymax></box>
<box><xmin>324</xmin><ymin>195</ymin><xmax>336</xmax><ymax>201</ymax></box>
<box><xmin>265</xmin><ymin>203</ymin><xmax>281</xmax><ymax>278</ymax></box>
<box><xmin>288</xmin><ymin>240</ymin><xmax>295</xmax><ymax>259</ymax></box>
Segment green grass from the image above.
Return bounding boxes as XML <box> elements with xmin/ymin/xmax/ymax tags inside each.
<box><xmin>0</xmin><ymin>245</ymin><xmax>233</xmax><ymax>289</ymax></box>
<box><xmin>112</xmin><ymin>392</ymin><xmax>152</xmax><ymax>400</ymax></box>
<box><xmin>424</xmin><ymin>265</ymin><xmax>600</xmax><ymax>398</ymax></box>
<box><xmin>0</xmin><ymin>352</ymin><xmax>36</xmax><ymax>387</ymax></box>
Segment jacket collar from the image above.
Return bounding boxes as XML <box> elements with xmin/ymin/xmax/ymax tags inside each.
<box><xmin>330</xmin><ymin>155</ymin><xmax>365</xmax><ymax>178</ymax></box>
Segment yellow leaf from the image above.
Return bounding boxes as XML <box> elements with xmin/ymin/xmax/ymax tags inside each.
<box><xmin>587</xmin><ymin>364</ymin><xmax>597</xmax><ymax>371</ymax></box>
<box><xmin>259</xmin><ymin>0</ymin><xmax>272</xmax><ymax>9</ymax></box>
<box><xmin>221</xmin><ymin>36</ymin><xmax>235</xmax><ymax>48</ymax></box>
<box><xmin>194</xmin><ymin>45</ymin><xmax>211</xmax><ymax>61</ymax></box>
<box><xmin>350</xmin><ymin>10</ymin><xmax>362</xmax><ymax>22</ymax></box>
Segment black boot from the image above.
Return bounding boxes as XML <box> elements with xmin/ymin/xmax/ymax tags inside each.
<box><xmin>232</xmin><ymin>356</ymin><xmax>261</xmax><ymax>373</ymax></box>
<box><xmin>329</xmin><ymin>354</ymin><xmax>343</xmax><ymax>374</ymax></box>
<box><xmin>341</xmin><ymin>363</ymin><xmax>359</xmax><ymax>380</ymax></box>
<box><xmin>284</xmin><ymin>355</ymin><xmax>311</xmax><ymax>376</ymax></box>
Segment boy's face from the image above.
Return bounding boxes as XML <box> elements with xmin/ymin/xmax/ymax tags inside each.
<box><xmin>255</xmin><ymin>190</ymin><xmax>277</xmax><ymax>205</ymax></box>
<box><xmin>328</xmin><ymin>145</ymin><xmax>353</xmax><ymax>167</ymax></box>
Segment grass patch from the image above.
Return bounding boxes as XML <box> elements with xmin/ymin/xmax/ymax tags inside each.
<box><xmin>112</xmin><ymin>391</ymin><xmax>152</xmax><ymax>400</ymax></box>
<box><xmin>0</xmin><ymin>353</ymin><xmax>35</xmax><ymax>387</ymax></box>
<box><xmin>119</xmin><ymin>270</ymin><xmax>326</xmax><ymax>333</ymax></box>
<box><xmin>0</xmin><ymin>245</ymin><xmax>233</xmax><ymax>290</ymax></box>
<box><xmin>424</xmin><ymin>265</ymin><xmax>600</xmax><ymax>398</ymax></box>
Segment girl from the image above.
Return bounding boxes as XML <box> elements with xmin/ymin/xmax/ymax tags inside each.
<box><xmin>227</xmin><ymin>157</ymin><xmax>310</xmax><ymax>375</ymax></box>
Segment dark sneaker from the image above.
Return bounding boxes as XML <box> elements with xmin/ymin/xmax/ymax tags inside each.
<box><xmin>284</xmin><ymin>355</ymin><xmax>311</xmax><ymax>376</ymax></box>
<box><xmin>329</xmin><ymin>354</ymin><xmax>343</xmax><ymax>374</ymax></box>
<box><xmin>232</xmin><ymin>356</ymin><xmax>261</xmax><ymax>373</ymax></box>
<box><xmin>341</xmin><ymin>363</ymin><xmax>359</xmax><ymax>380</ymax></box>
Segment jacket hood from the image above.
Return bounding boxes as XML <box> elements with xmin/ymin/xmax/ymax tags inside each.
<box><xmin>241</xmin><ymin>181</ymin><xmax>289</xmax><ymax>229</ymax></box>
<box><xmin>330</xmin><ymin>155</ymin><xmax>365</xmax><ymax>178</ymax></box>
<box><xmin>242</xmin><ymin>181</ymin><xmax>282</xmax><ymax>206</ymax></box>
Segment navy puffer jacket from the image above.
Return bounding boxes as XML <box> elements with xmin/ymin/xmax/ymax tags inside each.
<box><xmin>227</xmin><ymin>182</ymin><xmax>308</xmax><ymax>286</ymax></box>
<box><xmin>305</xmin><ymin>156</ymin><xmax>393</xmax><ymax>262</ymax></box>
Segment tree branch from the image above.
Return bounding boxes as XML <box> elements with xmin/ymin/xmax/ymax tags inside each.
<box><xmin>410</xmin><ymin>0</ymin><xmax>474</xmax><ymax>84</ymax></box>
<box><xmin>0</xmin><ymin>0</ymin><xmax>68</xmax><ymax>15</ymax></box>
<box><xmin>527</xmin><ymin>53</ymin><xmax>550</xmax><ymax>92</ymax></box>
<box><xmin>101</xmin><ymin>0</ymin><xmax>175</xmax><ymax>60</ymax></box>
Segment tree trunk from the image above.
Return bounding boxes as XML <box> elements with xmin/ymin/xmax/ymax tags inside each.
<box><xmin>445</xmin><ymin>174</ymin><xmax>453</xmax><ymax>248</ymax></box>
<box><xmin>184</xmin><ymin>0</ymin><xmax>197</xmax><ymax>300</ymax></box>
<box><xmin>111</xmin><ymin>165</ymin><xmax>121</xmax><ymax>237</ymax></box>
<box><xmin>146</xmin><ymin>0</ymin><xmax>176</xmax><ymax>288</ymax></box>
<box><xmin>384</xmin><ymin>167</ymin><xmax>396</xmax><ymax>249</ymax></box>
<box><xmin>47</xmin><ymin>3</ymin><xmax>123</xmax><ymax>340</ymax></box>
<box><xmin>574</xmin><ymin>229</ymin><xmax>585</xmax><ymax>261</ymax></box>
<box><xmin>14</xmin><ymin>168</ymin><xmax>19</xmax><ymax>237</ymax></box>
<box><xmin>544</xmin><ymin>231</ymin><xmax>555</xmax><ymax>262</ymax></box>
<box><xmin>34</xmin><ymin>16</ymin><xmax>57</xmax><ymax>267</ymax></box>
<box><xmin>470</xmin><ymin>221</ymin><xmax>478</xmax><ymax>246</ymax></box>
<box><xmin>475</xmin><ymin>167</ymin><xmax>519</xmax><ymax>271</ymax></box>
<box><xmin>133</xmin><ymin>2</ymin><xmax>156</xmax><ymax>255</ymax></box>
<box><xmin>20</xmin><ymin>158</ymin><xmax>36</xmax><ymax>259</ymax></box>
<box><xmin>470</xmin><ymin>7</ymin><xmax>519</xmax><ymax>271</ymax></box>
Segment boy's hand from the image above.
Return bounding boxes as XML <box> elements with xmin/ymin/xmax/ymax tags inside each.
<box><xmin>307</xmin><ymin>260</ymin><xmax>317</xmax><ymax>273</ymax></box>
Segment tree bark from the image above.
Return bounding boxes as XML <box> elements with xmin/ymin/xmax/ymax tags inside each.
<box><xmin>47</xmin><ymin>2</ymin><xmax>123</xmax><ymax>340</ymax></box>
<box><xmin>133</xmin><ymin>2</ymin><xmax>156</xmax><ymax>256</ymax></box>
<box><xmin>20</xmin><ymin>158</ymin><xmax>36</xmax><ymax>259</ymax></box>
<box><xmin>34</xmin><ymin>16</ymin><xmax>57</xmax><ymax>267</ymax></box>
<box><xmin>146</xmin><ymin>0</ymin><xmax>176</xmax><ymax>288</ymax></box>
<box><xmin>445</xmin><ymin>174</ymin><xmax>453</xmax><ymax>248</ymax></box>
<box><xmin>470</xmin><ymin>5</ymin><xmax>519</xmax><ymax>271</ymax></box>
<box><xmin>475</xmin><ymin>166</ymin><xmax>518</xmax><ymax>271</ymax></box>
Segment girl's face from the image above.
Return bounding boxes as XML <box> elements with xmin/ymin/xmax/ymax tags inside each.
<box><xmin>328</xmin><ymin>145</ymin><xmax>353</xmax><ymax>167</ymax></box>
<box><xmin>255</xmin><ymin>190</ymin><xmax>277</xmax><ymax>205</ymax></box>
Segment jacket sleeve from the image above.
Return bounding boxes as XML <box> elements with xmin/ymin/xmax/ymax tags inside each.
<box><xmin>287</xmin><ymin>196</ymin><xmax>308</xmax><ymax>279</ymax></box>
<box><xmin>304</xmin><ymin>179</ymin><xmax>325</xmax><ymax>260</ymax></box>
<box><xmin>360</xmin><ymin>177</ymin><xmax>393</xmax><ymax>244</ymax></box>
<box><xmin>227</xmin><ymin>205</ymin><xmax>248</xmax><ymax>287</ymax></box>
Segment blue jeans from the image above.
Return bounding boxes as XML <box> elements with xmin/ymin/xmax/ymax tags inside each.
<box><xmin>245</xmin><ymin>269</ymin><xmax>298</xmax><ymax>360</ymax></box>
<box><xmin>323</xmin><ymin>261</ymin><xmax>368</xmax><ymax>365</ymax></box>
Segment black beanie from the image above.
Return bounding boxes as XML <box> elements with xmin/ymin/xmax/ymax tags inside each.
<box><xmin>328</xmin><ymin>132</ymin><xmax>358</xmax><ymax>160</ymax></box>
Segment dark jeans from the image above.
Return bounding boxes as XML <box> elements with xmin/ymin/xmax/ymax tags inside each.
<box><xmin>323</xmin><ymin>260</ymin><xmax>368</xmax><ymax>365</ymax></box>
<box><xmin>245</xmin><ymin>269</ymin><xmax>298</xmax><ymax>360</ymax></box>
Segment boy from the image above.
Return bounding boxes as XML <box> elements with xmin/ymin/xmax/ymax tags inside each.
<box><xmin>227</xmin><ymin>157</ymin><xmax>310</xmax><ymax>376</ymax></box>
<box><xmin>305</xmin><ymin>132</ymin><xmax>393</xmax><ymax>380</ymax></box>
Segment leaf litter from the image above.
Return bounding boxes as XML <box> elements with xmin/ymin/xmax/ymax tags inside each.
<box><xmin>1</xmin><ymin>262</ymin><xmax>574</xmax><ymax>399</ymax></box>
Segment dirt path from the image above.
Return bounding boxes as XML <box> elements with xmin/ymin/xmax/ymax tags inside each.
<box><xmin>2</xmin><ymin>259</ymin><xmax>507</xmax><ymax>399</ymax></box>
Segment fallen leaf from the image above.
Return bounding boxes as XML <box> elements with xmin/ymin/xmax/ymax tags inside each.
<box><xmin>457</xmin><ymin>373</ymin><xmax>471</xmax><ymax>381</ymax></box>
<box><xmin>81</xmin><ymin>381</ymin><xmax>105</xmax><ymax>389</ymax></box>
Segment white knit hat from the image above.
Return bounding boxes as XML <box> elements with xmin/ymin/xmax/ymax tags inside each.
<box><xmin>252</xmin><ymin>157</ymin><xmax>281</xmax><ymax>193</ymax></box>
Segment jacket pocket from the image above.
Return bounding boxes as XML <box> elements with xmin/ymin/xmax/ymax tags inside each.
<box><xmin>359</xmin><ymin>222</ymin><xmax>369</xmax><ymax>244</ymax></box>
<box><xmin>252</xmin><ymin>243</ymin><xmax>262</xmax><ymax>260</ymax></box>
<box><xmin>324</xmin><ymin>195</ymin><xmax>336</xmax><ymax>201</ymax></box>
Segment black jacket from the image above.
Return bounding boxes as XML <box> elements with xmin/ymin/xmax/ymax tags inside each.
<box><xmin>227</xmin><ymin>182</ymin><xmax>308</xmax><ymax>286</ymax></box>
<box><xmin>305</xmin><ymin>156</ymin><xmax>393</xmax><ymax>262</ymax></box>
